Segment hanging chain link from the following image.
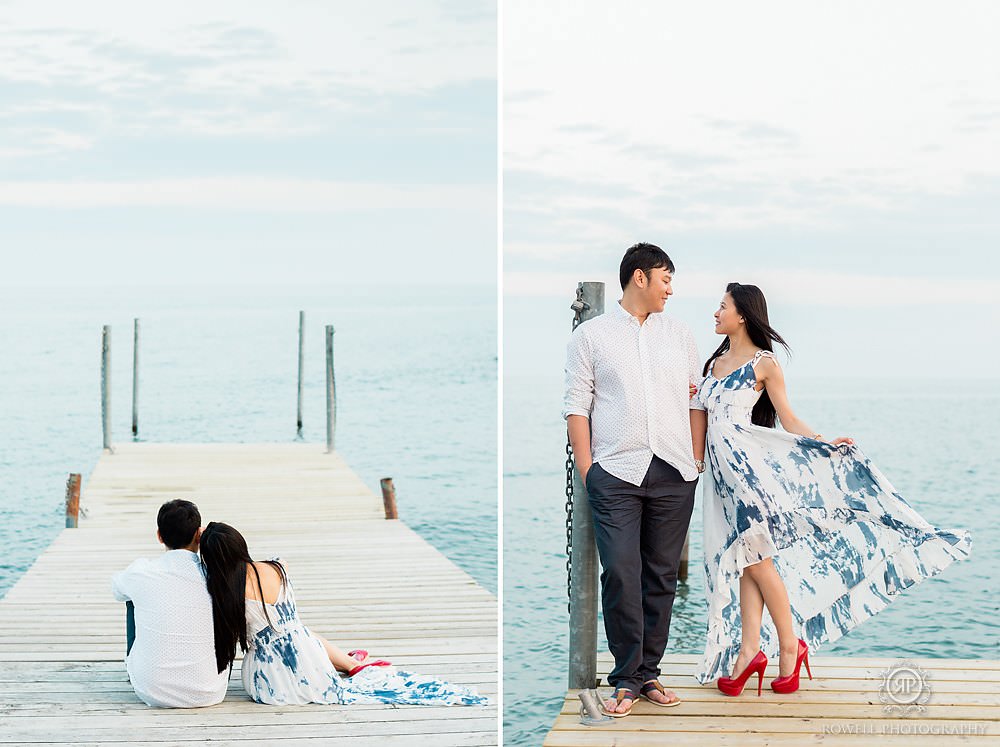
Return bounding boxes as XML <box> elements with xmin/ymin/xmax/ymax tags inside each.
<box><xmin>565</xmin><ymin>286</ymin><xmax>589</xmax><ymax>613</ymax></box>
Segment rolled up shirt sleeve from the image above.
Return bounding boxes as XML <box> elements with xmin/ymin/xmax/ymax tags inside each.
<box><xmin>563</xmin><ymin>326</ymin><xmax>594</xmax><ymax>419</ymax></box>
<box><xmin>686</xmin><ymin>328</ymin><xmax>707</xmax><ymax>412</ymax></box>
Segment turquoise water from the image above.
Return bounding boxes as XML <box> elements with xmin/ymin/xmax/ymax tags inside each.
<box><xmin>503</xmin><ymin>373</ymin><xmax>1000</xmax><ymax>746</ymax></box>
<box><xmin>0</xmin><ymin>284</ymin><xmax>497</xmax><ymax>598</ymax></box>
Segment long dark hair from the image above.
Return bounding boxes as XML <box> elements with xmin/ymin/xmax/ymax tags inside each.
<box><xmin>199</xmin><ymin>521</ymin><xmax>286</xmax><ymax>674</ymax></box>
<box><xmin>703</xmin><ymin>282</ymin><xmax>791</xmax><ymax>429</ymax></box>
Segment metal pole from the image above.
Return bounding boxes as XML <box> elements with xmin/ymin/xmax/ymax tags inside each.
<box><xmin>297</xmin><ymin>311</ymin><xmax>305</xmax><ymax>436</ymax></box>
<box><xmin>325</xmin><ymin>324</ymin><xmax>336</xmax><ymax>452</ymax></box>
<box><xmin>568</xmin><ymin>281</ymin><xmax>604</xmax><ymax>690</ymax></box>
<box><xmin>131</xmin><ymin>318</ymin><xmax>139</xmax><ymax>439</ymax></box>
<box><xmin>380</xmin><ymin>478</ymin><xmax>398</xmax><ymax>519</ymax></box>
<box><xmin>101</xmin><ymin>325</ymin><xmax>111</xmax><ymax>451</ymax></box>
<box><xmin>65</xmin><ymin>473</ymin><xmax>81</xmax><ymax>528</ymax></box>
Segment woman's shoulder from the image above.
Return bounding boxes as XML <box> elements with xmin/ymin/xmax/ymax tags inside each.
<box><xmin>752</xmin><ymin>350</ymin><xmax>781</xmax><ymax>376</ymax></box>
<box><xmin>246</xmin><ymin>560</ymin><xmax>288</xmax><ymax>604</ymax></box>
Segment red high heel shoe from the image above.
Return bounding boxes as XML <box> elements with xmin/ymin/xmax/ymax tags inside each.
<box><xmin>717</xmin><ymin>650</ymin><xmax>768</xmax><ymax>696</ymax></box>
<box><xmin>770</xmin><ymin>639</ymin><xmax>812</xmax><ymax>694</ymax></box>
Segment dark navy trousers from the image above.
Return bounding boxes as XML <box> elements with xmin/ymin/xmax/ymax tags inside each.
<box><xmin>585</xmin><ymin>456</ymin><xmax>697</xmax><ymax>693</ymax></box>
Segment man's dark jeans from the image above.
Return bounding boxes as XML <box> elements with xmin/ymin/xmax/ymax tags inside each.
<box><xmin>586</xmin><ymin>455</ymin><xmax>697</xmax><ymax>694</ymax></box>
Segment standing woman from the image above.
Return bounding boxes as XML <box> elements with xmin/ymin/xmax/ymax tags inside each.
<box><xmin>694</xmin><ymin>283</ymin><xmax>971</xmax><ymax>695</ymax></box>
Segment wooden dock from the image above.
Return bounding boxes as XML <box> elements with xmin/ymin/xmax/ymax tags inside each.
<box><xmin>545</xmin><ymin>652</ymin><xmax>1000</xmax><ymax>745</ymax></box>
<box><xmin>0</xmin><ymin>442</ymin><xmax>497</xmax><ymax>746</ymax></box>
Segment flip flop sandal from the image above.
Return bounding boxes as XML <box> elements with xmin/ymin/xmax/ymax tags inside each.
<box><xmin>600</xmin><ymin>687</ymin><xmax>636</xmax><ymax>717</ymax></box>
<box><xmin>347</xmin><ymin>649</ymin><xmax>368</xmax><ymax>661</ymax></box>
<box><xmin>640</xmin><ymin>679</ymin><xmax>682</xmax><ymax>707</ymax></box>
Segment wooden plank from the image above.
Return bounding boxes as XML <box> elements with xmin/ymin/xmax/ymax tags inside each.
<box><xmin>544</xmin><ymin>652</ymin><xmax>1000</xmax><ymax>745</ymax></box>
<box><xmin>0</xmin><ymin>443</ymin><xmax>497</xmax><ymax>746</ymax></box>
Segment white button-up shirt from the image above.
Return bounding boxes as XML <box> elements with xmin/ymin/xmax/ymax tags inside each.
<box><xmin>564</xmin><ymin>300</ymin><xmax>706</xmax><ymax>485</ymax></box>
<box><xmin>112</xmin><ymin>549</ymin><xmax>229</xmax><ymax>708</ymax></box>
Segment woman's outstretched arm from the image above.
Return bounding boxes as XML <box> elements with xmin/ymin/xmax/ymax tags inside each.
<box><xmin>758</xmin><ymin>357</ymin><xmax>853</xmax><ymax>445</ymax></box>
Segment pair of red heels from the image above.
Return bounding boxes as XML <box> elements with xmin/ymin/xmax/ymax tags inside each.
<box><xmin>345</xmin><ymin>649</ymin><xmax>392</xmax><ymax>678</ymax></box>
<box><xmin>716</xmin><ymin>639</ymin><xmax>812</xmax><ymax>696</ymax></box>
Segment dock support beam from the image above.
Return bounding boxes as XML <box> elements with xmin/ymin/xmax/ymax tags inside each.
<box><xmin>65</xmin><ymin>473</ymin><xmax>81</xmax><ymax>528</ymax></box>
<box><xmin>568</xmin><ymin>281</ymin><xmax>604</xmax><ymax>690</ymax></box>
<box><xmin>101</xmin><ymin>325</ymin><xmax>111</xmax><ymax>452</ymax></box>
<box><xmin>380</xmin><ymin>478</ymin><xmax>398</xmax><ymax>519</ymax></box>
<box><xmin>325</xmin><ymin>324</ymin><xmax>336</xmax><ymax>453</ymax></box>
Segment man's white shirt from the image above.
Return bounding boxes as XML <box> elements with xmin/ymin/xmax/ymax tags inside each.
<box><xmin>564</xmin><ymin>300</ymin><xmax>706</xmax><ymax>485</ymax></box>
<box><xmin>112</xmin><ymin>549</ymin><xmax>229</xmax><ymax>708</ymax></box>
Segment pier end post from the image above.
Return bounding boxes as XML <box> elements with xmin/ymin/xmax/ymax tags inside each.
<box><xmin>65</xmin><ymin>473</ymin><xmax>81</xmax><ymax>528</ymax></box>
<box><xmin>568</xmin><ymin>281</ymin><xmax>604</xmax><ymax>690</ymax></box>
<box><xmin>325</xmin><ymin>324</ymin><xmax>336</xmax><ymax>453</ymax></box>
<box><xmin>297</xmin><ymin>311</ymin><xmax>305</xmax><ymax>436</ymax></box>
<box><xmin>131</xmin><ymin>318</ymin><xmax>139</xmax><ymax>439</ymax></box>
<box><xmin>380</xmin><ymin>478</ymin><xmax>398</xmax><ymax>519</ymax></box>
<box><xmin>101</xmin><ymin>325</ymin><xmax>112</xmax><ymax>452</ymax></box>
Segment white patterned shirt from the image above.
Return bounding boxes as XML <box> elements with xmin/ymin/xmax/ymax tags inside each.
<box><xmin>563</xmin><ymin>300</ymin><xmax>706</xmax><ymax>485</ymax></box>
<box><xmin>112</xmin><ymin>549</ymin><xmax>229</xmax><ymax>708</ymax></box>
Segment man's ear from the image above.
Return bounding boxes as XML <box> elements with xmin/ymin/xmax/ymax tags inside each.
<box><xmin>194</xmin><ymin>526</ymin><xmax>203</xmax><ymax>543</ymax></box>
<box><xmin>156</xmin><ymin>530</ymin><xmax>163</xmax><ymax>546</ymax></box>
<box><xmin>633</xmin><ymin>268</ymin><xmax>646</xmax><ymax>288</ymax></box>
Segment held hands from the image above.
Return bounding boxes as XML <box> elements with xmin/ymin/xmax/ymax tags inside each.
<box><xmin>689</xmin><ymin>382</ymin><xmax>698</xmax><ymax>400</ymax></box>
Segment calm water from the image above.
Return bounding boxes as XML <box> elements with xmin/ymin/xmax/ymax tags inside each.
<box><xmin>0</xmin><ymin>284</ymin><xmax>497</xmax><ymax>598</ymax></box>
<box><xmin>503</xmin><ymin>373</ymin><xmax>1000</xmax><ymax>746</ymax></box>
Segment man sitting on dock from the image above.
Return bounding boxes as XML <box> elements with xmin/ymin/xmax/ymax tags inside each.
<box><xmin>111</xmin><ymin>499</ymin><xmax>229</xmax><ymax>708</ymax></box>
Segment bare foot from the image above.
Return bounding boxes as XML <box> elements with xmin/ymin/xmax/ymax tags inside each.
<box><xmin>602</xmin><ymin>689</ymin><xmax>635</xmax><ymax>714</ymax></box>
<box><xmin>641</xmin><ymin>679</ymin><xmax>680</xmax><ymax>705</ymax></box>
<box><xmin>778</xmin><ymin>642</ymin><xmax>800</xmax><ymax>677</ymax></box>
<box><xmin>730</xmin><ymin>647</ymin><xmax>759</xmax><ymax>678</ymax></box>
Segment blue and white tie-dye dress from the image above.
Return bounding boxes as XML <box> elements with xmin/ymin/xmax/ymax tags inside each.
<box><xmin>694</xmin><ymin>350</ymin><xmax>971</xmax><ymax>684</ymax></box>
<box><xmin>241</xmin><ymin>562</ymin><xmax>488</xmax><ymax>706</ymax></box>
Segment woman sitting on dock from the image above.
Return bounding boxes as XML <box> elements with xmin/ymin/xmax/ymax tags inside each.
<box><xmin>695</xmin><ymin>282</ymin><xmax>971</xmax><ymax>696</ymax></box>
<box><xmin>198</xmin><ymin>521</ymin><xmax>487</xmax><ymax>706</ymax></box>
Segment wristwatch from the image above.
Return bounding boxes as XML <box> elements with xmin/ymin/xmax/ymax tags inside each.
<box><xmin>695</xmin><ymin>460</ymin><xmax>706</xmax><ymax>473</ymax></box>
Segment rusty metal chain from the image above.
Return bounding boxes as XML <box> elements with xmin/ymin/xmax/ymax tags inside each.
<box><xmin>566</xmin><ymin>286</ymin><xmax>589</xmax><ymax>612</ymax></box>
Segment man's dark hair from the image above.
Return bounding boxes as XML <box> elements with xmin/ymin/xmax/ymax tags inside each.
<box><xmin>157</xmin><ymin>499</ymin><xmax>201</xmax><ymax>550</ymax></box>
<box><xmin>619</xmin><ymin>242</ymin><xmax>676</xmax><ymax>290</ymax></box>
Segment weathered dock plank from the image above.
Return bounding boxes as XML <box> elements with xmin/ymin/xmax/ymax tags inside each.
<box><xmin>0</xmin><ymin>443</ymin><xmax>497</xmax><ymax>745</ymax></box>
<box><xmin>544</xmin><ymin>653</ymin><xmax>1000</xmax><ymax>745</ymax></box>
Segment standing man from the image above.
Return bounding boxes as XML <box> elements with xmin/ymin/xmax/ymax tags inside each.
<box><xmin>563</xmin><ymin>243</ymin><xmax>707</xmax><ymax>716</ymax></box>
<box><xmin>112</xmin><ymin>499</ymin><xmax>229</xmax><ymax>708</ymax></box>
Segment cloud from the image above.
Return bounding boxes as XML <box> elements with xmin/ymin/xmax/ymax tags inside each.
<box><xmin>504</xmin><ymin>268</ymin><xmax>999</xmax><ymax>307</ymax></box>
<box><xmin>504</xmin><ymin>0</ymin><xmax>1000</xmax><ymax>261</ymax></box>
<box><xmin>0</xmin><ymin>177</ymin><xmax>493</xmax><ymax>212</ymax></box>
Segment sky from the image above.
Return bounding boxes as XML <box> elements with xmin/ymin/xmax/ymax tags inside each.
<box><xmin>0</xmin><ymin>0</ymin><xmax>496</xmax><ymax>286</ymax></box>
<box><xmin>503</xmin><ymin>1</ymin><xmax>1000</xmax><ymax>378</ymax></box>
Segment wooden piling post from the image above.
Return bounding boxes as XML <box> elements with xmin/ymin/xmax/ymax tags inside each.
<box><xmin>679</xmin><ymin>532</ymin><xmax>689</xmax><ymax>582</ymax></box>
<box><xmin>325</xmin><ymin>324</ymin><xmax>336</xmax><ymax>453</ymax></box>
<box><xmin>380</xmin><ymin>478</ymin><xmax>398</xmax><ymax>519</ymax></box>
<box><xmin>101</xmin><ymin>325</ymin><xmax>111</xmax><ymax>451</ymax></box>
<box><xmin>131</xmin><ymin>318</ymin><xmax>139</xmax><ymax>439</ymax></box>
<box><xmin>297</xmin><ymin>311</ymin><xmax>305</xmax><ymax>436</ymax></box>
<box><xmin>65</xmin><ymin>473</ymin><xmax>81</xmax><ymax>528</ymax></box>
<box><xmin>568</xmin><ymin>281</ymin><xmax>604</xmax><ymax>690</ymax></box>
